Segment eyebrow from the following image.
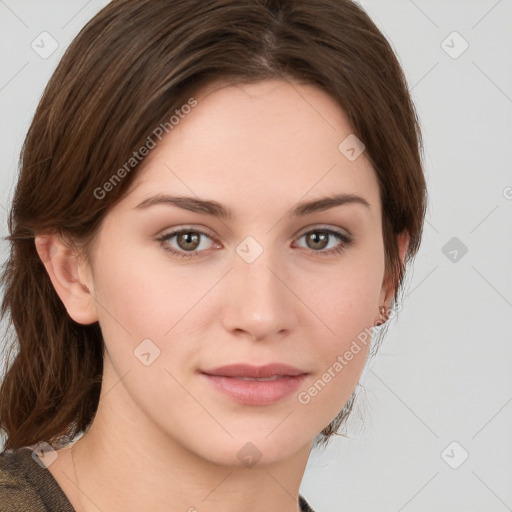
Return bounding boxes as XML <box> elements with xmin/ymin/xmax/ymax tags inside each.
<box><xmin>134</xmin><ymin>193</ymin><xmax>370</xmax><ymax>218</ymax></box>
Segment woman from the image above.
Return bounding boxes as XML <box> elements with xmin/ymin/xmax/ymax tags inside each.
<box><xmin>0</xmin><ymin>0</ymin><xmax>427</xmax><ymax>510</ymax></box>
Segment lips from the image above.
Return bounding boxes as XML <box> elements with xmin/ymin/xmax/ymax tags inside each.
<box><xmin>200</xmin><ymin>363</ymin><xmax>309</xmax><ymax>406</ymax></box>
<box><xmin>200</xmin><ymin>363</ymin><xmax>308</xmax><ymax>379</ymax></box>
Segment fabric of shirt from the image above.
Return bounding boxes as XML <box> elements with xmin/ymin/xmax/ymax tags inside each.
<box><xmin>0</xmin><ymin>447</ymin><xmax>316</xmax><ymax>511</ymax></box>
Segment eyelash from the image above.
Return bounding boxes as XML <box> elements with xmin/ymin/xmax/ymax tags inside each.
<box><xmin>157</xmin><ymin>227</ymin><xmax>353</xmax><ymax>260</ymax></box>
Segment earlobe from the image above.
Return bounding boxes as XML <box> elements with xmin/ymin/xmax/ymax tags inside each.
<box><xmin>375</xmin><ymin>230</ymin><xmax>410</xmax><ymax>324</ymax></box>
<box><xmin>34</xmin><ymin>234</ymin><xmax>99</xmax><ymax>325</ymax></box>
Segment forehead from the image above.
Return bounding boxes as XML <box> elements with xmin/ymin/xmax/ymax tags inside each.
<box><xmin>124</xmin><ymin>79</ymin><xmax>380</xmax><ymax>218</ymax></box>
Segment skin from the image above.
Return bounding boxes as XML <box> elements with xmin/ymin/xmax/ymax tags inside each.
<box><xmin>35</xmin><ymin>79</ymin><xmax>408</xmax><ymax>512</ymax></box>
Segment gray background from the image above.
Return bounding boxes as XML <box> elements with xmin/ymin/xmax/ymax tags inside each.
<box><xmin>0</xmin><ymin>1</ymin><xmax>511</xmax><ymax>511</ymax></box>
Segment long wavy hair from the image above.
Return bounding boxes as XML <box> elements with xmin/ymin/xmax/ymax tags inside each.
<box><xmin>0</xmin><ymin>0</ymin><xmax>427</xmax><ymax>452</ymax></box>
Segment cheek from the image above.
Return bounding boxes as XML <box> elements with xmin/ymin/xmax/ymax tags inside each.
<box><xmin>293</xmin><ymin>246</ymin><xmax>383</xmax><ymax>411</ymax></box>
<box><xmin>294</xmin><ymin>300</ymin><xmax>374</xmax><ymax>435</ymax></box>
<box><xmin>301</xmin><ymin>245</ymin><xmax>384</xmax><ymax>342</ymax></box>
<box><xmin>89</xmin><ymin>239</ymin><xmax>221</xmax><ymax>393</ymax></box>
<box><xmin>91</xmin><ymin>238</ymin><xmax>198</xmax><ymax>337</ymax></box>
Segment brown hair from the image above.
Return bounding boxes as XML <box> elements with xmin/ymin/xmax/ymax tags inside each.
<box><xmin>0</xmin><ymin>0</ymin><xmax>427</xmax><ymax>452</ymax></box>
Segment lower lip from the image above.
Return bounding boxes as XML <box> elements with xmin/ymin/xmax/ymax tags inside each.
<box><xmin>201</xmin><ymin>373</ymin><xmax>308</xmax><ymax>406</ymax></box>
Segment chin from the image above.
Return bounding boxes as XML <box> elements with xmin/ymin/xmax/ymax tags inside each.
<box><xmin>197</xmin><ymin>432</ymin><xmax>309</xmax><ymax>469</ymax></box>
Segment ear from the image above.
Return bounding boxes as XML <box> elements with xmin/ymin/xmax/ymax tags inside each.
<box><xmin>34</xmin><ymin>233</ymin><xmax>99</xmax><ymax>325</ymax></box>
<box><xmin>378</xmin><ymin>230</ymin><xmax>410</xmax><ymax>310</ymax></box>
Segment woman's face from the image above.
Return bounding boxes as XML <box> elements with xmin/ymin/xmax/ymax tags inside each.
<box><xmin>81</xmin><ymin>79</ymin><xmax>391</xmax><ymax>465</ymax></box>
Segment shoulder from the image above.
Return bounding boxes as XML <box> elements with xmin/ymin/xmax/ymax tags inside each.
<box><xmin>0</xmin><ymin>446</ymin><xmax>75</xmax><ymax>512</ymax></box>
<box><xmin>0</xmin><ymin>447</ymin><xmax>50</xmax><ymax>511</ymax></box>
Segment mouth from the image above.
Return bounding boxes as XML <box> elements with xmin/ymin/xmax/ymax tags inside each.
<box><xmin>200</xmin><ymin>363</ymin><xmax>309</xmax><ymax>406</ymax></box>
<box><xmin>200</xmin><ymin>362</ymin><xmax>308</xmax><ymax>378</ymax></box>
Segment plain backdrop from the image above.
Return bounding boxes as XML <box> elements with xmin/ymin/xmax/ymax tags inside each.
<box><xmin>0</xmin><ymin>1</ymin><xmax>511</xmax><ymax>511</ymax></box>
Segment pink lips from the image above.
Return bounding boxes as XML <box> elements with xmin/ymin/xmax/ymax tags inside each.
<box><xmin>200</xmin><ymin>363</ymin><xmax>309</xmax><ymax>406</ymax></box>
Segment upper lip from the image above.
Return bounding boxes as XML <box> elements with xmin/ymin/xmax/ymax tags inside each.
<box><xmin>201</xmin><ymin>363</ymin><xmax>308</xmax><ymax>378</ymax></box>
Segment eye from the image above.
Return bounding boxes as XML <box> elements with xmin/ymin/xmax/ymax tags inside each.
<box><xmin>157</xmin><ymin>228</ymin><xmax>217</xmax><ymax>259</ymax></box>
<box><xmin>294</xmin><ymin>227</ymin><xmax>353</xmax><ymax>256</ymax></box>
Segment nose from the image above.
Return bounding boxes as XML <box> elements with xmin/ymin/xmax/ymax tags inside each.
<box><xmin>220</xmin><ymin>244</ymin><xmax>299</xmax><ymax>342</ymax></box>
